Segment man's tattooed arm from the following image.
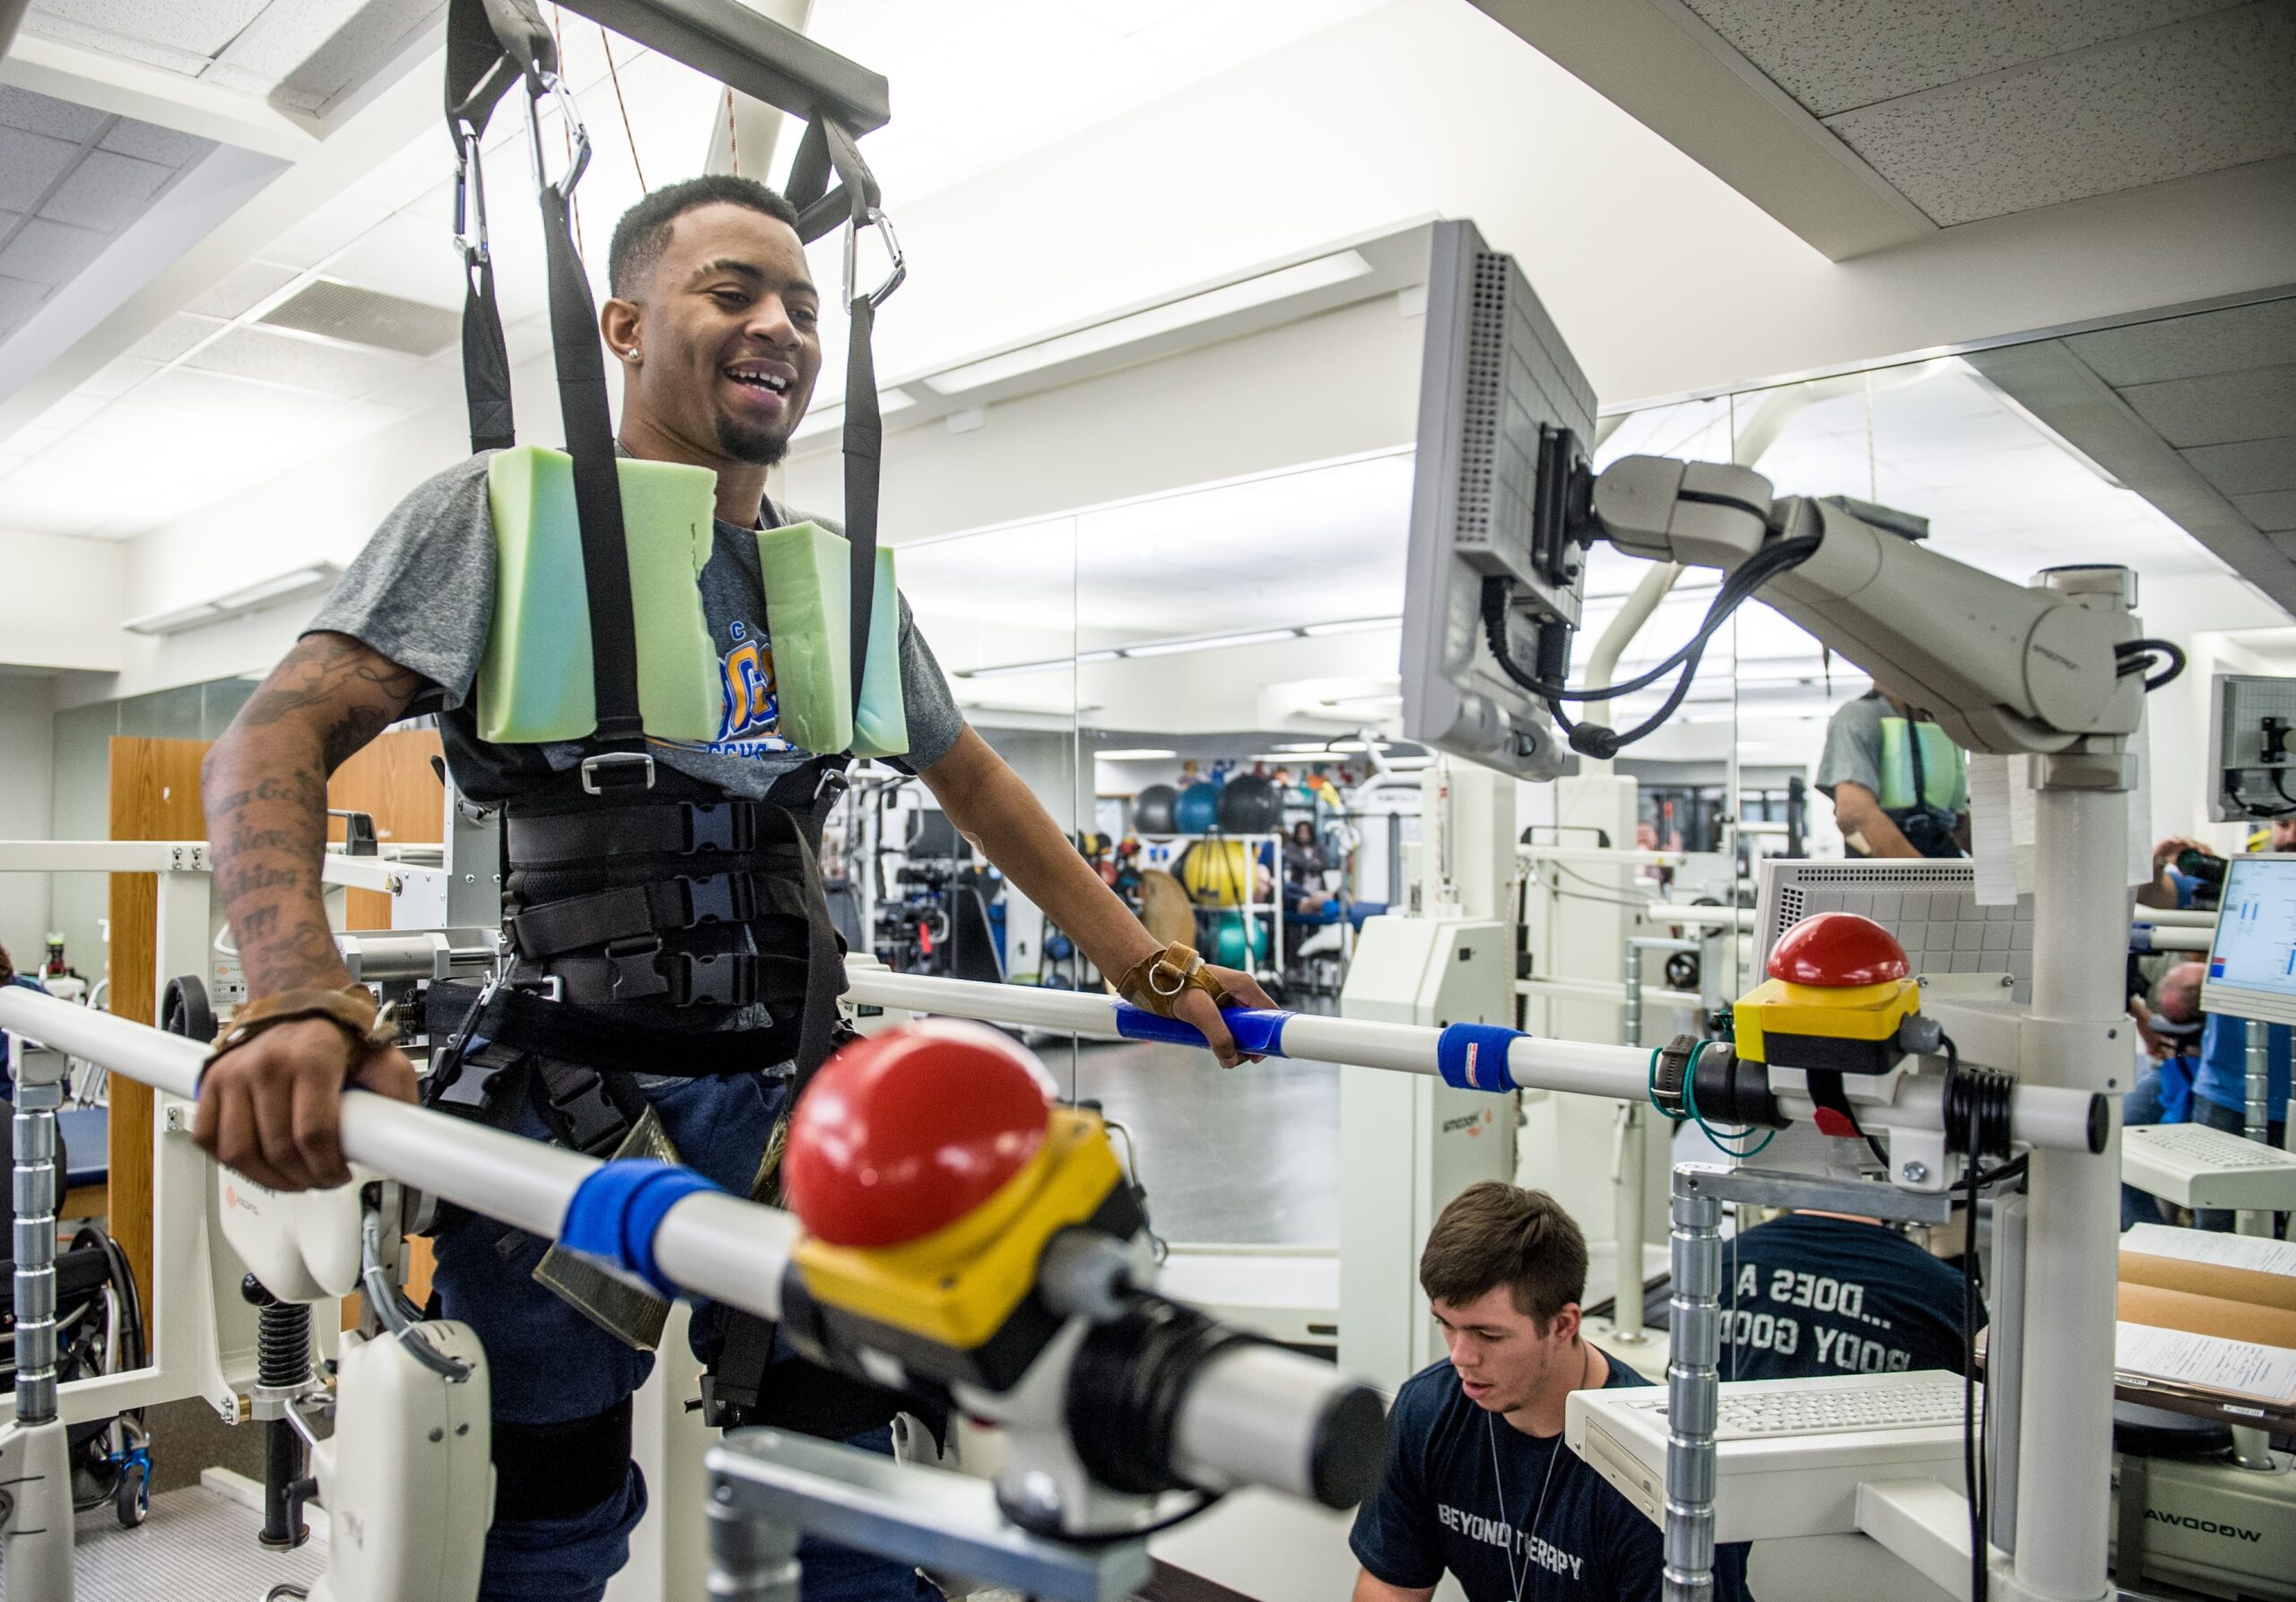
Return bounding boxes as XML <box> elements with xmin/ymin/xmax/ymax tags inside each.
<box><xmin>202</xmin><ymin>632</ymin><xmax>425</xmax><ymax>997</ymax></box>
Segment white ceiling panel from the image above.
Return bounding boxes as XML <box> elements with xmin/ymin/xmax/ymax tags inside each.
<box><xmin>30</xmin><ymin>0</ymin><xmax>272</xmax><ymax>58</ymax></box>
<box><xmin>183</xmin><ymin>324</ymin><xmax>418</xmax><ymax>396</ymax></box>
<box><xmin>1822</xmin><ymin>3</ymin><xmax>2296</xmax><ymax>225</ymax></box>
<box><xmin>260</xmin><ymin>191</ymin><xmax>393</xmax><ymax>270</ymax></box>
<box><xmin>97</xmin><ymin>119</ymin><xmax>214</xmax><ymax>168</ymax></box>
<box><xmin>2066</xmin><ymin>297</ymin><xmax>2296</xmax><ymax>387</ymax></box>
<box><xmin>317</xmin><ymin>207</ymin><xmax>465</xmax><ymax>310</ymax></box>
<box><xmin>2237</xmin><ymin>490</ymin><xmax>2296</xmax><ymax>531</ymax></box>
<box><xmin>125</xmin><ymin>311</ymin><xmax>229</xmax><ymax>361</ymax></box>
<box><xmin>74</xmin><ymin>353</ymin><xmax>163</xmax><ymax>400</ymax></box>
<box><xmin>0</xmin><ymin>83</ymin><xmax>107</xmax><ymax>144</ymax></box>
<box><xmin>40</xmin><ymin>148</ymin><xmax>176</xmax><ymax>231</ymax></box>
<box><xmin>182</xmin><ymin>258</ymin><xmax>300</xmax><ymax>319</ymax></box>
<box><xmin>212</xmin><ymin>0</ymin><xmax>444</xmax><ymax>114</ymax></box>
<box><xmin>20</xmin><ymin>12</ymin><xmax>210</xmax><ymax>75</ymax></box>
<box><xmin>0</xmin><ymin>274</ymin><xmax>48</xmax><ymax>335</ymax></box>
<box><xmin>2184</xmin><ymin>436</ymin><xmax>2296</xmax><ymax>495</ymax></box>
<box><xmin>0</xmin><ymin>127</ymin><xmax>83</xmax><ymax>213</ymax></box>
<box><xmin>1680</xmin><ymin>0</ymin><xmax>2231</xmax><ymax>118</ymax></box>
<box><xmin>0</xmin><ymin>216</ymin><xmax>109</xmax><ymax>284</ymax></box>
<box><xmin>2118</xmin><ymin>364</ymin><xmax>2296</xmax><ymax>448</ymax></box>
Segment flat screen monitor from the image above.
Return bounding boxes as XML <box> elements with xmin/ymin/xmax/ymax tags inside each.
<box><xmin>2200</xmin><ymin>853</ymin><xmax>2296</xmax><ymax>1026</ymax></box>
<box><xmin>1399</xmin><ymin>219</ymin><xmax>1596</xmax><ymax>781</ymax></box>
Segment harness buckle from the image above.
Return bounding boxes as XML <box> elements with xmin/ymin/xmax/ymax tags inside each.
<box><xmin>682</xmin><ymin>873</ymin><xmax>754</xmax><ymax>928</ymax></box>
<box><xmin>668</xmin><ymin>952</ymin><xmax>755</xmax><ymax>1008</ymax></box>
<box><xmin>580</xmin><ymin>752</ymin><xmax>656</xmax><ymax>796</ymax></box>
<box><xmin>685</xmin><ymin>803</ymin><xmax>755</xmax><ymax>853</ymax></box>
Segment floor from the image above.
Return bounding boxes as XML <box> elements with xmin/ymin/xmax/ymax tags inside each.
<box><xmin>0</xmin><ymin>1481</ymin><xmax>326</xmax><ymax>1600</ymax></box>
<box><xmin>1041</xmin><ymin>1040</ymin><xmax>1341</xmax><ymax>1246</ymax></box>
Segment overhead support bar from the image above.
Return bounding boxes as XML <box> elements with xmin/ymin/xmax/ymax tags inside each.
<box><xmin>558</xmin><ymin>0</ymin><xmax>890</xmax><ymax>131</ymax></box>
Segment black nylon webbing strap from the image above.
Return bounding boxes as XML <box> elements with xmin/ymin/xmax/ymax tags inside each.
<box><xmin>424</xmin><ymin>981</ymin><xmax>794</xmax><ymax>1078</ymax></box>
<box><xmin>535</xmin><ymin>179</ymin><xmax>648</xmax><ymax>764</ymax></box>
<box><xmin>821</xmin><ymin>119</ymin><xmax>881</xmax><ymax>723</ymax></box>
<box><xmin>509</xmin><ymin>873</ymin><xmax>763</xmax><ymax>958</ymax></box>
<box><xmin>507</xmin><ymin>799</ymin><xmax>757</xmax><ymax>863</ymax></box>
<box><xmin>460</xmin><ymin>249</ymin><xmax>515</xmax><ymax>454</ymax></box>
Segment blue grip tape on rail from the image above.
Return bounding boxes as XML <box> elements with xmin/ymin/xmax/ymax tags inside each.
<box><xmin>559</xmin><ymin>1158</ymin><xmax>724</xmax><ymax>1298</ymax></box>
<box><xmin>1112</xmin><ymin>1001</ymin><xmax>1292</xmax><ymax>1058</ymax></box>
<box><xmin>1437</xmin><ymin>1022</ymin><xmax>1522</xmax><ymax>1093</ymax></box>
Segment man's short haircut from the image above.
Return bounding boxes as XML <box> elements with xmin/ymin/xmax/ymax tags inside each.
<box><xmin>607</xmin><ymin>175</ymin><xmax>801</xmax><ymax>300</ymax></box>
<box><xmin>1420</xmin><ymin>1182</ymin><xmax>1588</xmax><ymax>1331</ymax></box>
<box><xmin>2157</xmin><ymin>961</ymin><xmax>2205</xmax><ymax>1025</ymax></box>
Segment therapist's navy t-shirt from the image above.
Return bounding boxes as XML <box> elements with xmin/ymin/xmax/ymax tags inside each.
<box><xmin>1351</xmin><ymin>1351</ymin><xmax>1754</xmax><ymax>1602</ymax></box>
<box><xmin>1719</xmin><ymin>1214</ymin><xmax>1970</xmax><ymax>1381</ymax></box>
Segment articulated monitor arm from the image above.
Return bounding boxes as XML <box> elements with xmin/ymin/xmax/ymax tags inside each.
<box><xmin>1584</xmin><ymin>455</ymin><xmax>2148</xmax><ymax>757</ymax></box>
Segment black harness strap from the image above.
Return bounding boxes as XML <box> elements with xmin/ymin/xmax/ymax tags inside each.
<box><xmin>509</xmin><ymin>871</ymin><xmax>761</xmax><ymax>957</ymax></box>
<box><xmin>424</xmin><ymin>980</ymin><xmax>796</xmax><ymax>1079</ymax></box>
<box><xmin>507</xmin><ymin>798</ymin><xmax>759</xmax><ymax>864</ymax></box>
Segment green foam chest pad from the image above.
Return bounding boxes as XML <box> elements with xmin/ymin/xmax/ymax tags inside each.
<box><xmin>476</xmin><ymin>446</ymin><xmax>908</xmax><ymax>759</ymax></box>
<box><xmin>477</xmin><ymin>446</ymin><xmax>721</xmax><ymax>744</ymax></box>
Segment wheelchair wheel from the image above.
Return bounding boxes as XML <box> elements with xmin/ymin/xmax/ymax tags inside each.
<box><xmin>114</xmin><ymin>1456</ymin><xmax>149</xmax><ymax>1528</ymax></box>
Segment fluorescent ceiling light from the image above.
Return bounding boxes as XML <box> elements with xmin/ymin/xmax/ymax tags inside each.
<box><xmin>960</xmin><ymin>656</ymin><xmax>1075</xmax><ymax>679</ymax></box>
<box><xmin>1076</xmin><ymin>649</ymin><xmax>1122</xmax><ymax>664</ymax></box>
<box><xmin>1094</xmin><ymin>748</ymin><xmax>1178</xmax><ymax>761</ymax></box>
<box><xmin>1125</xmin><ymin>628</ymin><xmax>1300</xmax><ymax>658</ymax></box>
<box><xmin>792</xmin><ymin>387</ymin><xmax>918</xmax><ymax>440</ymax></box>
<box><xmin>125</xmin><ymin>562</ymin><xmax>344</xmax><ymax>637</ymax></box>
<box><xmin>927</xmin><ymin>251</ymin><xmax>1375</xmax><ymax>396</ymax></box>
<box><xmin>1301</xmin><ymin>616</ymin><xmax>1401</xmax><ymax>637</ymax></box>
<box><xmin>1278</xmin><ymin>740</ymin><xmax>1369</xmax><ymax>753</ymax></box>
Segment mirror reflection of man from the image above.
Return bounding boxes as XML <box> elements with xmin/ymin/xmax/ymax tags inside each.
<box><xmin>1816</xmin><ymin>687</ymin><xmax>1969</xmax><ymax>858</ymax></box>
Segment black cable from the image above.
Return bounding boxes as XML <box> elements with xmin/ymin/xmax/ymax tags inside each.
<box><xmin>2113</xmin><ymin>637</ymin><xmax>2185</xmax><ymax>692</ymax></box>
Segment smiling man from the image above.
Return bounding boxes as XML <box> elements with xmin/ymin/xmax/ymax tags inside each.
<box><xmin>1352</xmin><ymin>1184</ymin><xmax>1755</xmax><ymax>1602</ymax></box>
<box><xmin>193</xmin><ymin>175</ymin><xmax>1269</xmax><ymax>1602</ymax></box>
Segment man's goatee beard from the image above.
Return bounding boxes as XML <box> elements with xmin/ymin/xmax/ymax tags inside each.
<box><xmin>716</xmin><ymin>415</ymin><xmax>791</xmax><ymax>467</ymax></box>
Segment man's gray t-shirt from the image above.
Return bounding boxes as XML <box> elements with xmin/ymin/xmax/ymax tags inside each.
<box><xmin>308</xmin><ymin>451</ymin><xmax>964</xmax><ymax>801</ymax></box>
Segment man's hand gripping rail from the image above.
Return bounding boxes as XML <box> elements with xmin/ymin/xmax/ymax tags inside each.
<box><xmin>0</xmin><ymin>987</ymin><xmax>1386</xmax><ymax>1538</ymax></box>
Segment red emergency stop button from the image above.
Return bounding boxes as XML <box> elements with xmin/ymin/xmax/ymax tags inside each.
<box><xmin>1767</xmin><ymin>912</ymin><xmax>1909</xmax><ymax>987</ymax></box>
<box><xmin>784</xmin><ymin>1021</ymin><xmax>1056</xmax><ymax>1249</ymax></box>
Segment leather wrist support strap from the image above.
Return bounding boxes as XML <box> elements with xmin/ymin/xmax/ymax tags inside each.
<box><xmin>1116</xmin><ymin>941</ymin><xmax>1230</xmax><ymax>1017</ymax></box>
<box><xmin>210</xmin><ymin>985</ymin><xmax>394</xmax><ymax>1067</ymax></box>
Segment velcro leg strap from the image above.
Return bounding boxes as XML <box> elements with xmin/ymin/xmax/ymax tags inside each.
<box><xmin>1436</xmin><ymin>1023</ymin><xmax>1521</xmax><ymax>1093</ymax></box>
<box><xmin>1112</xmin><ymin>1002</ymin><xmax>1291</xmax><ymax>1057</ymax></box>
<box><xmin>558</xmin><ymin>1158</ymin><xmax>724</xmax><ymax>1299</ymax></box>
<box><xmin>491</xmin><ymin>1397</ymin><xmax>632</xmax><ymax>1525</ymax></box>
<box><xmin>510</xmin><ymin>872</ymin><xmax>757</xmax><ymax>958</ymax></box>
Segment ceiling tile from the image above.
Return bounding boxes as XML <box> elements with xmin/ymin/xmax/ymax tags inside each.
<box><xmin>21</xmin><ymin>13</ymin><xmax>210</xmax><ymax>75</ymax></box>
<box><xmin>182</xmin><ymin>258</ymin><xmax>300</xmax><ymax>318</ymax></box>
<box><xmin>31</xmin><ymin>0</ymin><xmax>270</xmax><ymax>58</ymax></box>
<box><xmin>2182</xmin><ymin>436</ymin><xmax>2296</xmax><ymax>495</ymax></box>
<box><xmin>2237</xmin><ymin>489</ymin><xmax>2296</xmax><ymax>531</ymax></box>
<box><xmin>0</xmin><ymin>216</ymin><xmax>109</xmax><ymax>284</ymax></box>
<box><xmin>75</xmin><ymin>354</ymin><xmax>164</xmax><ymax>400</ymax></box>
<box><xmin>260</xmin><ymin>191</ymin><xmax>391</xmax><ymax>269</ymax></box>
<box><xmin>0</xmin><ymin>83</ymin><xmax>108</xmax><ymax>143</ymax></box>
<box><xmin>1681</xmin><ymin>0</ymin><xmax>2231</xmax><ymax>118</ymax></box>
<box><xmin>2064</xmin><ymin>296</ymin><xmax>2296</xmax><ymax>387</ymax></box>
<box><xmin>182</xmin><ymin>324</ymin><xmax>419</xmax><ymax>396</ymax></box>
<box><xmin>1822</xmin><ymin>4</ymin><xmax>2296</xmax><ymax>226</ymax></box>
<box><xmin>39</xmin><ymin>148</ymin><xmax>174</xmax><ymax>231</ymax></box>
<box><xmin>214</xmin><ymin>0</ymin><xmax>442</xmax><ymax>114</ymax></box>
<box><xmin>0</xmin><ymin>127</ymin><xmax>83</xmax><ymax>213</ymax></box>
<box><xmin>2118</xmin><ymin>363</ymin><xmax>2296</xmax><ymax>448</ymax></box>
<box><xmin>98</xmin><ymin>118</ymin><xmax>214</xmax><ymax>169</ymax></box>
<box><xmin>125</xmin><ymin>311</ymin><xmax>229</xmax><ymax>361</ymax></box>
<box><xmin>0</xmin><ymin>273</ymin><xmax>49</xmax><ymax>334</ymax></box>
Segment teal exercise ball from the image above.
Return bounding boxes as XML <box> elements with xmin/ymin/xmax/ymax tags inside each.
<box><xmin>1176</xmin><ymin>782</ymin><xmax>1221</xmax><ymax>833</ymax></box>
<box><xmin>1209</xmin><ymin>911</ymin><xmax>1270</xmax><ymax>969</ymax></box>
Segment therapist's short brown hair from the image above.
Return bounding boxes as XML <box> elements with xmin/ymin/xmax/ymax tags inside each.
<box><xmin>1419</xmin><ymin>1183</ymin><xmax>1587</xmax><ymax>1331</ymax></box>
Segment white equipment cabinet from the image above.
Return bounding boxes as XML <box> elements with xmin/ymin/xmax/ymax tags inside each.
<box><xmin>1337</xmin><ymin>763</ymin><xmax>1518</xmax><ymax>1390</ymax></box>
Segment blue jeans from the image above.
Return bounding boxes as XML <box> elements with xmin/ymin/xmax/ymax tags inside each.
<box><xmin>430</xmin><ymin>1071</ymin><xmax>934</xmax><ymax>1602</ymax></box>
<box><xmin>2191</xmin><ymin>1094</ymin><xmax>2289</xmax><ymax>1234</ymax></box>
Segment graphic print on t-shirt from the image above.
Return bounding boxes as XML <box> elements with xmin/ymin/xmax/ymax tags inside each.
<box><xmin>701</xmin><ymin>619</ymin><xmax>796</xmax><ymax>759</ymax></box>
<box><xmin>1719</xmin><ymin>1215</ymin><xmax>1969</xmax><ymax>1380</ymax></box>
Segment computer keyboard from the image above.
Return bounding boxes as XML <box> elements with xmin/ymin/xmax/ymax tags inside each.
<box><xmin>2123</xmin><ymin>1122</ymin><xmax>2296</xmax><ymax>1210</ymax></box>
<box><xmin>1566</xmin><ymin>1371</ymin><xmax>1977</xmax><ymax>1542</ymax></box>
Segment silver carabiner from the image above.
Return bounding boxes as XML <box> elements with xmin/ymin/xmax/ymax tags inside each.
<box><xmin>521</xmin><ymin>68</ymin><xmax>593</xmax><ymax>205</ymax></box>
<box><xmin>842</xmin><ymin>206</ymin><xmax>906</xmax><ymax>312</ymax></box>
<box><xmin>449</xmin><ymin>121</ymin><xmax>491</xmax><ymax>270</ymax></box>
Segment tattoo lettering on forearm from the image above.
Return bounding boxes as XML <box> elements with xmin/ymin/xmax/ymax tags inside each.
<box><xmin>204</xmin><ymin>631</ymin><xmax>425</xmax><ymax>997</ymax></box>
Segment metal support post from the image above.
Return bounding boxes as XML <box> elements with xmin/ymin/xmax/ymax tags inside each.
<box><xmin>1616</xmin><ymin>936</ymin><xmax>1693</xmax><ymax>1345</ymax></box>
<box><xmin>2011</xmin><ymin>771</ymin><xmax>2126</xmax><ymax>1602</ymax></box>
<box><xmin>1663</xmin><ymin>1170</ymin><xmax>1722</xmax><ymax>1602</ymax></box>
<box><xmin>2239</xmin><ymin>1017</ymin><xmax>2274</xmax><ymax>1236</ymax></box>
<box><xmin>708</xmin><ymin>1466</ymin><xmax>803</xmax><ymax>1602</ymax></box>
<box><xmin>0</xmin><ymin>1033</ymin><xmax>75</xmax><ymax>1598</ymax></box>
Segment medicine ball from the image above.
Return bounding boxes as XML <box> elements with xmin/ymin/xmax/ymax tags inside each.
<box><xmin>1134</xmin><ymin>784</ymin><xmax>1178</xmax><ymax>836</ymax></box>
<box><xmin>1215</xmin><ymin>774</ymin><xmax>1281</xmax><ymax>834</ymax></box>
<box><xmin>1208</xmin><ymin>911</ymin><xmax>1270</xmax><ymax>969</ymax></box>
<box><xmin>1175</xmin><ymin>781</ymin><xmax>1220</xmax><ymax>834</ymax></box>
